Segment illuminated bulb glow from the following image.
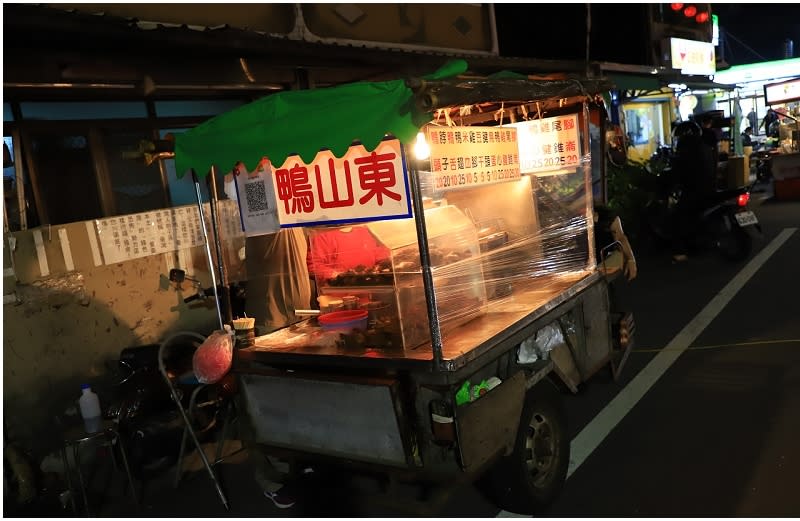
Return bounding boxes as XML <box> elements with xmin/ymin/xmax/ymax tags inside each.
<box><xmin>413</xmin><ymin>132</ymin><xmax>430</xmax><ymax>160</ymax></box>
<box><xmin>684</xmin><ymin>5</ymin><xmax>697</xmax><ymax>17</ymax></box>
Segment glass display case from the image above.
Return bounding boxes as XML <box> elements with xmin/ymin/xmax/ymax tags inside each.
<box><xmin>311</xmin><ymin>205</ymin><xmax>487</xmax><ymax>351</ymax></box>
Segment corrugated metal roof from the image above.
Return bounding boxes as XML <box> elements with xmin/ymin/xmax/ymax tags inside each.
<box><xmin>6</xmin><ymin>4</ymin><xmax>591</xmax><ymax>75</ymax></box>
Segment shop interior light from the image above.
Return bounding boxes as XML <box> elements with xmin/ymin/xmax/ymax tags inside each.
<box><xmin>413</xmin><ymin>132</ymin><xmax>430</xmax><ymax>160</ymax></box>
<box><xmin>683</xmin><ymin>5</ymin><xmax>697</xmax><ymax>17</ymax></box>
<box><xmin>670</xmin><ymin>3</ymin><xmax>684</xmax><ymax>10</ymax></box>
<box><xmin>695</xmin><ymin>11</ymin><xmax>709</xmax><ymax>23</ymax></box>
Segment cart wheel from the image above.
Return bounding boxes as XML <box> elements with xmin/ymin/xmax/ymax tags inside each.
<box><xmin>482</xmin><ymin>380</ymin><xmax>569</xmax><ymax>514</ymax></box>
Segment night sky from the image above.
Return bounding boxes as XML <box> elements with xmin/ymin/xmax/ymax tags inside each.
<box><xmin>494</xmin><ymin>4</ymin><xmax>800</xmax><ymax>66</ymax></box>
<box><xmin>711</xmin><ymin>4</ymin><xmax>800</xmax><ymax>64</ymax></box>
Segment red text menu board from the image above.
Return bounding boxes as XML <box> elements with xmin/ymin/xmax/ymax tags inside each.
<box><xmin>272</xmin><ymin>138</ymin><xmax>411</xmax><ymax>227</ymax></box>
<box><xmin>510</xmin><ymin>114</ymin><xmax>581</xmax><ymax>176</ymax></box>
<box><xmin>427</xmin><ymin>126</ymin><xmax>520</xmax><ymax>191</ymax></box>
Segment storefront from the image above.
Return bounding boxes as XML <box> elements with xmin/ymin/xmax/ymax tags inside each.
<box><xmin>711</xmin><ymin>57</ymin><xmax>800</xmax><ymax>144</ymax></box>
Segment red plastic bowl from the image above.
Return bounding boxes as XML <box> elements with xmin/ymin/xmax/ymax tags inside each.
<box><xmin>318</xmin><ymin>309</ymin><xmax>369</xmax><ymax>331</ymax></box>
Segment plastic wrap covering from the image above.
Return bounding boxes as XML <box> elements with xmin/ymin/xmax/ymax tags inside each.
<box><xmin>415</xmin><ymin>157</ymin><xmax>595</xmax><ymax>294</ymax></box>
<box><xmin>299</xmin><ymin>163</ymin><xmax>594</xmax><ymax>359</ymax></box>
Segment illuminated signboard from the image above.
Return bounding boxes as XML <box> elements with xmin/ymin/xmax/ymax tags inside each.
<box><xmin>427</xmin><ymin>126</ymin><xmax>520</xmax><ymax>191</ymax></box>
<box><xmin>234</xmin><ymin>139</ymin><xmax>411</xmax><ymax>231</ymax></box>
<box><xmin>764</xmin><ymin>78</ymin><xmax>800</xmax><ymax>105</ymax></box>
<box><xmin>670</xmin><ymin>37</ymin><xmax>716</xmax><ymax>75</ymax></box>
<box><xmin>508</xmin><ymin>114</ymin><xmax>581</xmax><ymax>176</ymax></box>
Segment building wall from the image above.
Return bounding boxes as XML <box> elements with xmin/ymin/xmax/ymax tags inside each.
<box><xmin>3</xmin><ymin>215</ymin><xmax>244</xmax><ymax>455</ymax></box>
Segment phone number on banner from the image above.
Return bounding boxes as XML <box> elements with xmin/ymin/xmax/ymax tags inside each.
<box><xmin>433</xmin><ymin>167</ymin><xmax>520</xmax><ymax>190</ymax></box>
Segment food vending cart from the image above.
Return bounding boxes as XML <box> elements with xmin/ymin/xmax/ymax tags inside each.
<box><xmin>173</xmin><ymin>69</ymin><xmax>632</xmax><ymax>513</ymax></box>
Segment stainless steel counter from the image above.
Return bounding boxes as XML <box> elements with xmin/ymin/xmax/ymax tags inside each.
<box><xmin>240</xmin><ymin>270</ymin><xmax>597</xmax><ymax>369</ymax></box>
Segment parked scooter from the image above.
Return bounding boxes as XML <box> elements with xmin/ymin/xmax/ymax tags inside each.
<box><xmin>643</xmin><ymin>120</ymin><xmax>761</xmax><ymax>262</ymax></box>
<box><xmin>644</xmin><ymin>180</ymin><xmax>760</xmax><ymax>262</ymax></box>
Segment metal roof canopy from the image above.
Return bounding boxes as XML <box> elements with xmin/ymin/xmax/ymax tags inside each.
<box><xmin>3</xmin><ymin>4</ymin><xmax>597</xmax><ymax>100</ymax></box>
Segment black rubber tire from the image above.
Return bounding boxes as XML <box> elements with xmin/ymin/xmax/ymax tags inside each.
<box><xmin>482</xmin><ymin>380</ymin><xmax>569</xmax><ymax>514</ymax></box>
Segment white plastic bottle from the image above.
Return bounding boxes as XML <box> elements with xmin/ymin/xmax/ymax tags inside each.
<box><xmin>78</xmin><ymin>384</ymin><xmax>102</xmax><ymax>434</ymax></box>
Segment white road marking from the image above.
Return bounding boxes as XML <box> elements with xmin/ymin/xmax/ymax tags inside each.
<box><xmin>498</xmin><ymin>227</ymin><xmax>797</xmax><ymax>517</ymax></box>
<box><xmin>567</xmin><ymin>227</ymin><xmax>796</xmax><ymax>479</ymax></box>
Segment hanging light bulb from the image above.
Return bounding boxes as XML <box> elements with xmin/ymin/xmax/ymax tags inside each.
<box><xmin>413</xmin><ymin>132</ymin><xmax>430</xmax><ymax>160</ymax></box>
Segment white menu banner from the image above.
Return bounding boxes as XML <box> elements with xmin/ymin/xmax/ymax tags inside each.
<box><xmin>272</xmin><ymin>138</ymin><xmax>411</xmax><ymax>227</ymax></box>
<box><xmin>509</xmin><ymin>114</ymin><xmax>581</xmax><ymax>176</ymax></box>
<box><xmin>427</xmin><ymin>126</ymin><xmax>520</xmax><ymax>191</ymax></box>
<box><xmin>95</xmin><ymin>200</ymin><xmax>243</xmax><ymax>264</ymax></box>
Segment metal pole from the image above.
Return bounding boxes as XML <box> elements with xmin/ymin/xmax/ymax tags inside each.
<box><xmin>191</xmin><ymin>169</ymin><xmax>225</xmax><ymax>331</ymax></box>
<box><xmin>207</xmin><ymin>165</ymin><xmax>233</xmax><ymax>324</ymax></box>
<box><xmin>406</xmin><ymin>160</ymin><xmax>445</xmax><ymax>370</ymax></box>
<box><xmin>11</xmin><ymin>129</ymin><xmax>27</xmax><ymax>230</ymax></box>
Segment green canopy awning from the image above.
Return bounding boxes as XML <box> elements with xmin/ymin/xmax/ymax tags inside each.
<box><xmin>174</xmin><ymin>60</ymin><xmax>468</xmax><ymax>178</ymax></box>
<box><xmin>607</xmin><ymin>73</ymin><xmax>661</xmax><ymax>92</ymax></box>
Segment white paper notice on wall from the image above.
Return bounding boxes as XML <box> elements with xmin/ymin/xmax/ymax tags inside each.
<box><xmin>94</xmin><ymin>202</ymin><xmax>244</xmax><ymax>264</ymax></box>
<box><xmin>232</xmin><ymin>159</ymin><xmax>280</xmax><ymax>237</ymax></box>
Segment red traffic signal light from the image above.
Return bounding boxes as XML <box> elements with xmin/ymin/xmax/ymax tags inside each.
<box><xmin>683</xmin><ymin>5</ymin><xmax>697</xmax><ymax>17</ymax></box>
<box><xmin>695</xmin><ymin>11</ymin><xmax>709</xmax><ymax>23</ymax></box>
<box><xmin>671</xmin><ymin>3</ymin><xmax>684</xmax><ymax>10</ymax></box>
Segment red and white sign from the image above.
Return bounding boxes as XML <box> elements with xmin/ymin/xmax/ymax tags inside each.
<box><xmin>427</xmin><ymin>126</ymin><xmax>520</xmax><ymax>191</ymax></box>
<box><xmin>272</xmin><ymin>139</ymin><xmax>411</xmax><ymax>227</ymax></box>
<box><xmin>509</xmin><ymin>114</ymin><xmax>581</xmax><ymax>175</ymax></box>
<box><xmin>670</xmin><ymin>37</ymin><xmax>716</xmax><ymax>76</ymax></box>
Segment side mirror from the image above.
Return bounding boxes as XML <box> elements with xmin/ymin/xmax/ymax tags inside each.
<box><xmin>168</xmin><ymin>268</ymin><xmax>186</xmax><ymax>284</ymax></box>
<box><xmin>168</xmin><ymin>268</ymin><xmax>200</xmax><ymax>291</ymax></box>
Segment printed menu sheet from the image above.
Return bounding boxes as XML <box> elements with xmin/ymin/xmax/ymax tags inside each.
<box><xmin>95</xmin><ymin>200</ymin><xmax>243</xmax><ymax>264</ymax></box>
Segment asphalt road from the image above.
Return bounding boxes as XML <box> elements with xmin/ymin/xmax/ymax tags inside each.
<box><xmin>545</xmin><ymin>189</ymin><xmax>800</xmax><ymax>517</ymax></box>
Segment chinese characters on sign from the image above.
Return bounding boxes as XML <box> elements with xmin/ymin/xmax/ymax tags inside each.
<box><xmin>427</xmin><ymin>126</ymin><xmax>520</xmax><ymax>191</ymax></box>
<box><xmin>510</xmin><ymin>114</ymin><xmax>581</xmax><ymax>176</ymax></box>
<box><xmin>271</xmin><ymin>138</ymin><xmax>411</xmax><ymax>227</ymax></box>
<box><xmin>95</xmin><ymin>201</ymin><xmax>243</xmax><ymax>264</ymax></box>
